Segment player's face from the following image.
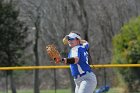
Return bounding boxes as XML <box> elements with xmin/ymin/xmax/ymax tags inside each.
<box><xmin>68</xmin><ymin>38</ymin><xmax>80</xmax><ymax>48</ymax></box>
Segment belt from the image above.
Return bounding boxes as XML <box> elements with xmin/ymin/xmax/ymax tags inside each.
<box><xmin>74</xmin><ymin>71</ymin><xmax>91</xmax><ymax>79</ymax></box>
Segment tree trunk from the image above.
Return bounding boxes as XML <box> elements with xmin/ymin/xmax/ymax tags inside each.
<box><xmin>68</xmin><ymin>69</ymin><xmax>75</xmax><ymax>93</ymax></box>
<box><xmin>33</xmin><ymin>22</ymin><xmax>40</xmax><ymax>93</ymax></box>
<box><xmin>33</xmin><ymin>43</ymin><xmax>40</xmax><ymax>93</ymax></box>
<box><xmin>53</xmin><ymin>69</ymin><xmax>57</xmax><ymax>93</ymax></box>
<box><xmin>9</xmin><ymin>71</ymin><xmax>16</xmax><ymax>93</ymax></box>
<box><xmin>34</xmin><ymin>69</ymin><xmax>40</xmax><ymax>93</ymax></box>
<box><xmin>5</xmin><ymin>71</ymin><xmax>8</xmax><ymax>93</ymax></box>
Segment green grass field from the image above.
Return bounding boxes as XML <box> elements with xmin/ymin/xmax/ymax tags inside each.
<box><xmin>0</xmin><ymin>88</ymin><xmax>139</xmax><ymax>93</ymax></box>
<box><xmin>0</xmin><ymin>89</ymin><xmax>70</xmax><ymax>93</ymax></box>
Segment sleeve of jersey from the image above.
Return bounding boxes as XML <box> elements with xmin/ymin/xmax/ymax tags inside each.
<box><xmin>83</xmin><ymin>42</ymin><xmax>89</xmax><ymax>50</ymax></box>
<box><xmin>71</xmin><ymin>48</ymin><xmax>79</xmax><ymax>57</ymax></box>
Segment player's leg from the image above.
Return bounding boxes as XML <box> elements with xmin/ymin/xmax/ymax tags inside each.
<box><xmin>75</xmin><ymin>84</ymin><xmax>79</xmax><ymax>93</ymax></box>
<box><xmin>78</xmin><ymin>72</ymin><xmax>97</xmax><ymax>93</ymax></box>
<box><xmin>74</xmin><ymin>79</ymin><xmax>80</xmax><ymax>93</ymax></box>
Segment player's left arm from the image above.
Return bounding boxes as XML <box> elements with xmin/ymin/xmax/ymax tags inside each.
<box><xmin>63</xmin><ymin>57</ymin><xmax>79</xmax><ymax>64</ymax></box>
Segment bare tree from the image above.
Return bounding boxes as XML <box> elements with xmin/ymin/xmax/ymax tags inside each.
<box><xmin>19</xmin><ymin>0</ymin><xmax>45</xmax><ymax>93</ymax></box>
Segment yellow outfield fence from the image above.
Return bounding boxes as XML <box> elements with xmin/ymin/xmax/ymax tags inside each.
<box><xmin>0</xmin><ymin>64</ymin><xmax>140</xmax><ymax>70</ymax></box>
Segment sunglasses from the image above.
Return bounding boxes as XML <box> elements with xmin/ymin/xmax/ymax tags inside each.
<box><xmin>68</xmin><ymin>38</ymin><xmax>75</xmax><ymax>41</ymax></box>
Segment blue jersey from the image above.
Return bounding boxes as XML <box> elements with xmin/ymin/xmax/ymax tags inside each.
<box><xmin>68</xmin><ymin>42</ymin><xmax>92</xmax><ymax>76</ymax></box>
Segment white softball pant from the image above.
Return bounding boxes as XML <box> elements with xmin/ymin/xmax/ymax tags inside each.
<box><xmin>74</xmin><ymin>72</ymin><xmax>97</xmax><ymax>93</ymax></box>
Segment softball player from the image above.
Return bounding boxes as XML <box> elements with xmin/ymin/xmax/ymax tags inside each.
<box><xmin>63</xmin><ymin>32</ymin><xmax>97</xmax><ymax>93</ymax></box>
